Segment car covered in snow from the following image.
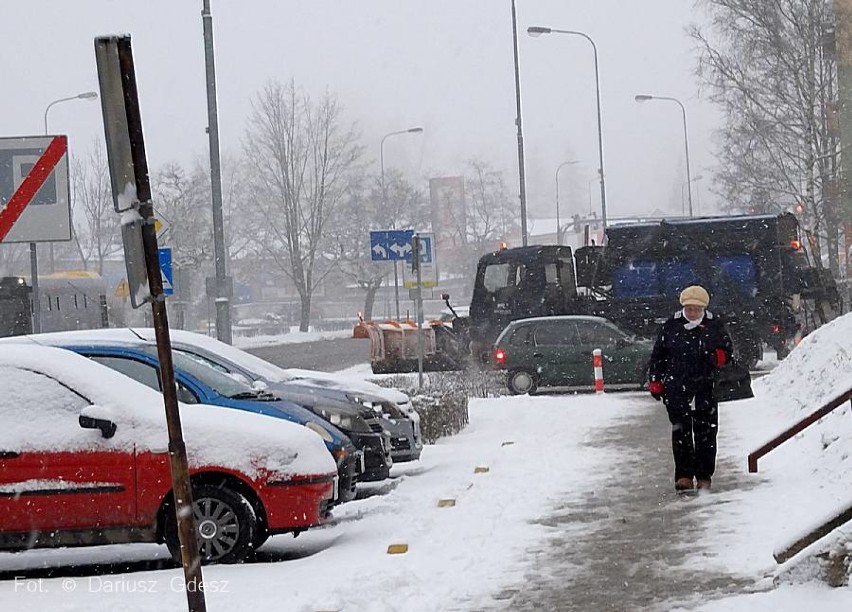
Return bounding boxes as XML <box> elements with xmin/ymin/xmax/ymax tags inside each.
<box><xmin>0</xmin><ymin>345</ymin><xmax>337</xmax><ymax>564</ymax></box>
<box><xmin>0</xmin><ymin>332</ymin><xmax>362</xmax><ymax>504</ymax></box>
<box><xmin>128</xmin><ymin>328</ymin><xmax>423</xmax><ymax>463</ymax></box>
<box><xmin>493</xmin><ymin>315</ymin><xmax>653</xmax><ymax>395</ymax></box>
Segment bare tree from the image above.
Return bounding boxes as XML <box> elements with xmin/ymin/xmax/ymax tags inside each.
<box><xmin>244</xmin><ymin>80</ymin><xmax>363</xmax><ymax>331</ymax></box>
<box><xmin>67</xmin><ymin>141</ymin><xmax>122</xmax><ymax>275</ymax></box>
<box><xmin>330</xmin><ymin>169</ymin><xmax>428</xmax><ymax>319</ymax></box>
<box><xmin>692</xmin><ymin>0</ymin><xmax>842</xmax><ymax>273</ymax></box>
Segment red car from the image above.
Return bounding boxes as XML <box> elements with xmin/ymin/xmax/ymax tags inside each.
<box><xmin>0</xmin><ymin>345</ymin><xmax>337</xmax><ymax>564</ymax></box>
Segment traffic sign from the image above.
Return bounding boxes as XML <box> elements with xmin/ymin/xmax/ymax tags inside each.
<box><xmin>403</xmin><ymin>232</ymin><xmax>438</xmax><ymax>288</ymax></box>
<box><xmin>158</xmin><ymin>247</ymin><xmax>174</xmax><ymax>296</ymax></box>
<box><xmin>0</xmin><ymin>135</ymin><xmax>70</xmax><ymax>243</ymax></box>
<box><xmin>370</xmin><ymin>229</ymin><xmax>414</xmax><ymax>261</ymax></box>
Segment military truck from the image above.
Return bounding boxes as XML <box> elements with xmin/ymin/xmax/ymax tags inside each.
<box><xmin>456</xmin><ymin>213</ymin><xmax>840</xmax><ymax>368</ymax></box>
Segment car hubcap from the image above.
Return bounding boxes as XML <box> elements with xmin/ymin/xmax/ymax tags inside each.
<box><xmin>194</xmin><ymin>497</ymin><xmax>239</xmax><ymax>560</ymax></box>
<box><xmin>512</xmin><ymin>372</ymin><xmax>533</xmax><ymax>393</ymax></box>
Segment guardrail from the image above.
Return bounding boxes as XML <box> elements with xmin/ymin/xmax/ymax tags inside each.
<box><xmin>747</xmin><ymin>387</ymin><xmax>852</xmax><ymax>473</ymax></box>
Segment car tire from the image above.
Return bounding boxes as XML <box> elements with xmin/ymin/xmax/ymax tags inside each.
<box><xmin>507</xmin><ymin>369</ymin><xmax>538</xmax><ymax>395</ymax></box>
<box><xmin>164</xmin><ymin>484</ymin><xmax>258</xmax><ymax>565</ymax></box>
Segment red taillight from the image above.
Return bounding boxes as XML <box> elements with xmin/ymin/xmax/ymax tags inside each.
<box><xmin>771</xmin><ymin>324</ymin><xmax>781</xmax><ymax>334</ymax></box>
<box><xmin>495</xmin><ymin>348</ymin><xmax>506</xmax><ymax>365</ymax></box>
<box><xmin>790</xmin><ymin>239</ymin><xmax>801</xmax><ymax>250</ymax></box>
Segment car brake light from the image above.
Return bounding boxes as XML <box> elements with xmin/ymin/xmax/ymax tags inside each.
<box><xmin>771</xmin><ymin>324</ymin><xmax>781</xmax><ymax>334</ymax></box>
<box><xmin>790</xmin><ymin>239</ymin><xmax>801</xmax><ymax>250</ymax></box>
<box><xmin>495</xmin><ymin>348</ymin><xmax>506</xmax><ymax>365</ymax></box>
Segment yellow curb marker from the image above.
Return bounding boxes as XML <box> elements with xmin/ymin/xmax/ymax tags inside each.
<box><xmin>387</xmin><ymin>543</ymin><xmax>409</xmax><ymax>555</ymax></box>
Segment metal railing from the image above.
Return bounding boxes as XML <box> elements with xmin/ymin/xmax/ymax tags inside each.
<box><xmin>748</xmin><ymin>387</ymin><xmax>852</xmax><ymax>472</ymax></box>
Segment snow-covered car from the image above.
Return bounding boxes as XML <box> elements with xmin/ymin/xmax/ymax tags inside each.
<box><xmin>0</xmin><ymin>345</ymin><xmax>337</xmax><ymax>564</ymax></box>
<box><xmin>119</xmin><ymin>328</ymin><xmax>423</xmax><ymax>463</ymax></box>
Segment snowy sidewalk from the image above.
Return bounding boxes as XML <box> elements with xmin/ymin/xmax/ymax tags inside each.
<box><xmin>498</xmin><ymin>396</ymin><xmax>760</xmax><ymax>611</ymax></box>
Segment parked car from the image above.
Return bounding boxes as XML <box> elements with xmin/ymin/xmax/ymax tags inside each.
<box><xmin>0</xmin><ymin>333</ymin><xmax>362</xmax><ymax>504</ymax></box>
<box><xmin>177</xmin><ymin>348</ymin><xmax>393</xmax><ymax>482</ymax></box>
<box><xmin>131</xmin><ymin>328</ymin><xmax>423</xmax><ymax>463</ymax></box>
<box><xmin>0</xmin><ymin>344</ymin><xmax>336</xmax><ymax>564</ymax></box>
<box><xmin>493</xmin><ymin>316</ymin><xmax>653</xmax><ymax>395</ymax></box>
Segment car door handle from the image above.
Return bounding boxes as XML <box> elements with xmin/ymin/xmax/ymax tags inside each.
<box><xmin>0</xmin><ymin>451</ymin><xmax>20</xmax><ymax>459</ymax></box>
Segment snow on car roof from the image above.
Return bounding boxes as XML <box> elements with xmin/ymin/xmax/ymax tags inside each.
<box><xmin>0</xmin><ymin>327</ymin><xmax>411</xmax><ymax>406</ymax></box>
<box><xmin>137</xmin><ymin>328</ymin><xmax>412</xmax><ymax>405</ymax></box>
<box><xmin>0</xmin><ymin>344</ymin><xmax>334</xmax><ymax>479</ymax></box>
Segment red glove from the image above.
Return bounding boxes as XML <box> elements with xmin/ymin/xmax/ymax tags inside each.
<box><xmin>714</xmin><ymin>348</ymin><xmax>727</xmax><ymax>368</ymax></box>
<box><xmin>648</xmin><ymin>380</ymin><xmax>664</xmax><ymax>400</ymax></box>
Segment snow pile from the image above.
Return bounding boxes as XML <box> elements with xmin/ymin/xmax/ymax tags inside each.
<box><xmin>753</xmin><ymin>311</ymin><xmax>852</xmax><ymax>419</ymax></box>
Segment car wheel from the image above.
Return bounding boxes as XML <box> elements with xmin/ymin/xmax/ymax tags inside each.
<box><xmin>507</xmin><ymin>369</ymin><xmax>537</xmax><ymax>395</ymax></box>
<box><xmin>164</xmin><ymin>484</ymin><xmax>258</xmax><ymax>565</ymax></box>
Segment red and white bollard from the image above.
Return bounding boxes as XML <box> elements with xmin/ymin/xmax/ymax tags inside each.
<box><xmin>592</xmin><ymin>348</ymin><xmax>604</xmax><ymax>393</ymax></box>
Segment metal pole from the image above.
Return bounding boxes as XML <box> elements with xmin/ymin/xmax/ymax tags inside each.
<box><xmin>587</xmin><ymin>35</ymin><xmax>608</xmax><ymax>232</ymax></box>
<box><xmin>636</xmin><ymin>95</ymin><xmax>693</xmax><ymax>217</ymax></box>
<box><xmin>529</xmin><ymin>28</ymin><xmax>608</xmax><ymax>232</ymax></box>
<box><xmin>96</xmin><ymin>35</ymin><xmax>207</xmax><ymax>612</ymax></box>
<box><xmin>29</xmin><ymin>243</ymin><xmax>40</xmax><ymax>333</ymax></box>
<box><xmin>555</xmin><ymin>170</ymin><xmax>561</xmax><ymax>245</ymax></box>
<box><xmin>202</xmin><ymin>0</ymin><xmax>232</xmax><ymax>343</ymax></box>
<box><xmin>511</xmin><ymin>0</ymin><xmax>529</xmax><ymax>246</ymax></box>
<box><xmin>413</xmin><ymin>235</ymin><xmax>424</xmax><ymax>391</ymax></box>
<box><xmin>380</xmin><ymin>128</ymin><xmax>422</xmax><ymax>320</ymax></box>
<box><xmin>675</xmin><ymin>98</ymin><xmax>694</xmax><ymax>217</ymax></box>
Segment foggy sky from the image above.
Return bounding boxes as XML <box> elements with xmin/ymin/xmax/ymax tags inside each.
<box><xmin>0</xmin><ymin>0</ymin><xmax>722</xmax><ymax>228</ymax></box>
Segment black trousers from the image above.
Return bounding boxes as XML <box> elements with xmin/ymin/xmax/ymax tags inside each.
<box><xmin>664</xmin><ymin>383</ymin><xmax>718</xmax><ymax>481</ymax></box>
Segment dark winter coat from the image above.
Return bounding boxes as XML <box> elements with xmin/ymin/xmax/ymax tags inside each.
<box><xmin>648</xmin><ymin>310</ymin><xmax>734</xmax><ymax>390</ymax></box>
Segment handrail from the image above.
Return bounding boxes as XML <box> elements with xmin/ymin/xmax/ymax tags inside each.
<box><xmin>748</xmin><ymin>387</ymin><xmax>852</xmax><ymax>473</ymax></box>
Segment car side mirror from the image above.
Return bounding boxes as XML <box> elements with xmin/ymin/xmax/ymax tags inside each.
<box><xmin>251</xmin><ymin>379</ymin><xmax>269</xmax><ymax>392</ymax></box>
<box><xmin>79</xmin><ymin>405</ymin><xmax>118</xmax><ymax>439</ymax></box>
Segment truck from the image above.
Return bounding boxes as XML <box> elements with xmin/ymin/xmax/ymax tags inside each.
<box><xmin>365</xmin><ymin>213</ymin><xmax>840</xmax><ymax>373</ymax></box>
<box><xmin>457</xmin><ymin>213</ymin><xmax>840</xmax><ymax>369</ymax></box>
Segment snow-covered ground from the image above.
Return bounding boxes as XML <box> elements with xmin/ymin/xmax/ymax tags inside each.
<box><xmin>1</xmin><ymin>315</ymin><xmax>851</xmax><ymax>610</ymax></box>
<box><xmin>232</xmin><ymin>327</ymin><xmax>353</xmax><ymax>350</ymax></box>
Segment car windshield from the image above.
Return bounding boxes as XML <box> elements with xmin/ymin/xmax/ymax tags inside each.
<box><xmin>140</xmin><ymin>345</ymin><xmax>255</xmax><ymax>399</ymax></box>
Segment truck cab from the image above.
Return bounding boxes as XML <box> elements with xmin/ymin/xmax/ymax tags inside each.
<box><xmin>468</xmin><ymin>245</ymin><xmax>579</xmax><ymax>359</ymax></box>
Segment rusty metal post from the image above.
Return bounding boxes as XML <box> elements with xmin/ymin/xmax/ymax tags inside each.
<box><xmin>96</xmin><ymin>35</ymin><xmax>207</xmax><ymax>612</ymax></box>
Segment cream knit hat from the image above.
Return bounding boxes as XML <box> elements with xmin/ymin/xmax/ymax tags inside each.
<box><xmin>679</xmin><ymin>285</ymin><xmax>710</xmax><ymax>307</ymax></box>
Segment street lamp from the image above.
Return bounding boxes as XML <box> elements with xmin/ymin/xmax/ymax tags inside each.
<box><xmin>44</xmin><ymin>91</ymin><xmax>98</xmax><ymax>134</ymax></box>
<box><xmin>528</xmin><ymin>26</ymin><xmax>609</xmax><ymax>231</ymax></box>
<box><xmin>35</xmin><ymin>90</ymin><xmax>99</xmax><ymax>330</ymax></box>
<box><xmin>635</xmin><ymin>94</ymin><xmax>694</xmax><ymax>217</ymax></box>
<box><xmin>555</xmin><ymin>160</ymin><xmax>579</xmax><ymax>245</ymax></box>
<box><xmin>380</xmin><ymin>127</ymin><xmax>423</xmax><ymax>321</ymax></box>
<box><xmin>681</xmin><ymin>175</ymin><xmax>703</xmax><ymax>216</ymax></box>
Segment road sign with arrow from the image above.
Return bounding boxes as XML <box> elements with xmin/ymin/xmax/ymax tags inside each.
<box><xmin>370</xmin><ymin>229</ymin><xmax>414</xmax><ymax>261</ymax></box>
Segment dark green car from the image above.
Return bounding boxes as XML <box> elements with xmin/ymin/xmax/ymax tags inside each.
<box><xmin>493</xmin><ymin>316</ymin><xmax>653</xmax><ymax>395</ymax></box>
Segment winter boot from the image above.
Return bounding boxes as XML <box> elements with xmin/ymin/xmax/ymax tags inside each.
<box><xmin>675</xmin><ymin>477</ymin><xmax>694</xmax><ymax>491</ymax></box>
<box><xmin>696</xmin><ymin>479</ymin><xmax>712</xmax><ymax>490</ymax></box>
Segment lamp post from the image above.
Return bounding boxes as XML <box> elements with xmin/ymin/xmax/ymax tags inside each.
<box><xmin>681</xmin><ymin>175</ymin><xmax>703</xmax><ymax>216</ymax></box>
<box><xmin>37</xmin><ymin>90</ymin><xmax>98</xmax><ymax>331</ymax></box>
<box><xmin>380</xmin><ymin>127</ymin><xmax>423</xmax><ymax>321</ymax></box>
<box><xmin>555</xmin><ymin>160</ymin><xmax>579</xmax><ymax>244</ymax></box>
<box><xmin>635</xmin><ymin>94</ymin><xmax>694</xmax><ymax>217</ymax></box>
<box><xmin>44</xmin><ymin>91</ymin><xmax>98</xmax><ymax>135</ymax></box>
<box><xmin>202</xmin><ymin>0</ymin><xmax>233</xmax><ymax>344</ymax></box>
<box><xmin>528</xmin><ymin>26</ymin><xmax>608</xmax><ymax>231</ymax></box>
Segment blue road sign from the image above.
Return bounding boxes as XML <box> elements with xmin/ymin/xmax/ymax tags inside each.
<box><xmin>370</xmin><ymin>229</ymin><xmax>414</xmax><ymax>261</ymax></box>
<box><xmin>158</xmin><ymin>247</ymin><xmax>174</xmax><ymax>296</ymax></box>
